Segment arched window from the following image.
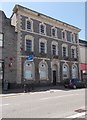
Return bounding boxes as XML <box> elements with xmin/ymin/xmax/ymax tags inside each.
<box><xmin>39</xmin><ymin>38</ymin><xmax>47</xmax><ymax>53</ymax></box>
<box><xmin>26</xmin><ymin>18</ymin><xmax>33</xmax><ymax>31</ymax></box>
<box><xmin>63</xmin><ymin>63</ymin><xmax>69</xmax><ymax>79</ymax></box>
<box><xmin>71</xmin><ymin>46</ymin><xmax>76</xmax><ymax>58</ymax></box>
<box><xmin>62</xmin><ymin>30</ymin><xmax>66</xmax><ymax>40</ymax></box>
<box><xmin>51</xmin><ymin>41</ymin><xmax>58</xmax><ymax>55</ymax></box>
<box><xmin>71</xmin><ymin>33</ymin><xmax>75</xmax><ymax>43</ymax></box>
<box><xmin>51</xmin><ymin>27</ymin><xmax>57</xmax><ymax>37</ymax></box>
<box><xmin>39</xmin><ymin>23</ymin><xmax>46</xmax><ymax>35</ymax></box>
<box><xmin>24</xmin><ymin>61</ymin><xmax>35</xmax><ymax>80</ymax></box>
<box><xmin>39</xmin><ymin>60</ymin><xmax>48</xmax><ymax>80</ymax></box>
<box><xmin>62</xmin><ymin>44</ymin><xmax>68</xmax><ymax>57</ymax></box>
<box><xmin>25</xmin><ymin>35</ymin><xmax>34</xmax><ymax>51</ymax></box>
<box><xmin>72</xmin><ymin>64</ymin><xmax>78</xmax><ymax>78</ymax></box>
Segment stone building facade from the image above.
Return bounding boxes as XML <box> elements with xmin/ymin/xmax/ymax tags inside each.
<box><xmin>0</xmin><ymin>4</ymin><xmax>81</xmax><ymax>89</ymax></box>
<box><xmin>10</xmin><ymin>4</ymin><xmax>80</xmax><ymax>86</ymax></box>
<box><xmin>0</xmin><ymin>10</ymin><xmax>17</xmax><ymax>88</ymax></box>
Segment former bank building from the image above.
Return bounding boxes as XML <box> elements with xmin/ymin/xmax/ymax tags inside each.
<box><xmin>1</xmin><ymin>5</ymin><xmax>81</xmax><ymax>88</ymax></box>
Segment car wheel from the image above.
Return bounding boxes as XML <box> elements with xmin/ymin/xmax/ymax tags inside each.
<box><xmin>73</xmin><ymin>85</ymin><xmax>76</xmax><ymax>89</ymax></box>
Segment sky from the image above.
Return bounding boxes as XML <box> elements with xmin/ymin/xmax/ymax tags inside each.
<box><xmin>0</xmin><ymin>2</ymin><xmax>85</xmax><ymax>40</ymax></box>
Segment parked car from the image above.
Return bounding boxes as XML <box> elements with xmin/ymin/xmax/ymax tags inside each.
<box><xmin>64</xmin><ymin>78</ymin><xmax>87</xmax><ymax>89</ymax></box>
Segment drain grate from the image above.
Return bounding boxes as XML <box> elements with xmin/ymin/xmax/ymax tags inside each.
<box><xmin>75</xmin><ymin>109</ymin><xmax>87</xmax><ymax>113</ymax></box>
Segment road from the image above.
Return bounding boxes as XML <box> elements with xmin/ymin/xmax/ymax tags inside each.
<box><xmin>0</xmin><ymin>88</ymin><xmax>86</xmax><ymax>119</ymax></box>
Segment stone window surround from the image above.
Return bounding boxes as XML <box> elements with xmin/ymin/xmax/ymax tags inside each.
<box><xmin>39</xmin><ymin>60</ymin><xmax>48</xmax><ymax>80</ymax></box>
<box><xmin>25</xmin><ymin>35</ymin><xmax>34</xmax><ymax>51</ymax></box>
<box><xmin>71</xmin><ymin>46</ymin><xmax>77</xmax><ymax>58</ymax></box>
<box><xmin>62</xmin><ymin>44</ymin><xmax>68</xmax><ymax>57</ymax></box>
<box><xmin>51</xmin><ymin>27</ymin><xmax>57</xmax><ymax>38</ymax></box>
<box><xmin>25</xmin><ymin>18</ymin><xmax>33</xmax><ymax>32</ymax></box>
<box><xmin>71</xmin><ymin>33</ymin><xmax>75</xmax><ymax>43</ymax></box>
<box><xmin>72</xmin><ymin>63</ymin><xmax>78</xmax><ymax>78</ymax></box>
<box><xmin>24</xmin><ymin>60</ymin><xmax>35</xmax><ymax>80</ymax></box>
<box><xmin>72</xmin><ymin>63</ymin><xmax>77</xmax><ymax>70</ymax></box>
<box><xmin>51</xmin><ymin>41</ymin><xmax>58</xmax><ymax>55</ymax></box>
<box><xmin>39</xmin><ymin>38</ymin><xmax>47</xmax><ymax>53</ymax></box>
<box><xmin>62</xmin><ymin>63</ymin><xmax>69</xmax><ymax>78</ymax></box>
<box><xmin>62</xmin><ymin>30</ymin><xmax>66</xmax><ymax>41</ymax></box>
<box><xmin>39</xmin><ymin>22</ymin><xmax>46</xmax><ymax>35</ymax></box>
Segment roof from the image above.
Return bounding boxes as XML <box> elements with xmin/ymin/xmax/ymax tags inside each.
<box><xmin>12</xmin><ymin>4</ymin><xmax>81</xmax><ymax>32</ymax></box>
<box><xmin>79</xmin><ymin>39</ymin><xmax>87</xmax><ymax>44</ymax></box>
<box><xmin>79</xmin><ymin>39</ymin><xmax>87</xmax><ymax>47</ymax></box>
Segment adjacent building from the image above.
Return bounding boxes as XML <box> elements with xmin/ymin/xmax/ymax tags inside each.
<box><xmin>0</xmin><ymin>10</ymin><xmax>17</xmax><ymax>89</ymax></box>
<box><xmin>79</xmin><ymin>39</ymin><xmax>87</xmax><ymax>80</ymax></box>
<box><xmin>9</xmin><ymin>4</ymin><xmax>81</xmax><ymax>86</ymax></box>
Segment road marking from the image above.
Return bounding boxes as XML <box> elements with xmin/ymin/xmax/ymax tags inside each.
<box><xmin>0</xmin><ymin>103</ymin><xmax>9</xmax><ymax>107</ymax></box>
<box><xmin>40</xmin><ymin>94</ymin><xmax>79</xmax><ymax>100</ymax></box>
<box><xmin>66</xmin><ymin>112</ymin><xmax>85</xmax><ymax>118</ymax></box>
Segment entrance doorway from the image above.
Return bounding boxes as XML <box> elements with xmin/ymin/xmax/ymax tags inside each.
<box><xmin>53</xmin><ymin>70</ymin><xmax>56</xmax><ymax>85</ymax></box>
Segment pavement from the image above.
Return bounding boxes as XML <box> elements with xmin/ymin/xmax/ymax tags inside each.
<box><xmin>0</xmin><ymin>85</ymin><xmax>87</xmax><ymax>119</ymax></box>
<box><xmin>1</xmin><ymin>84</ymin><xmax>67</xmax><ymax>94</ymax></box>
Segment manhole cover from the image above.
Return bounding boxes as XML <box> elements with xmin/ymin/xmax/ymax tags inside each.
<box><xmin>75</xmin><ymin>109</ymin><xmax>87</xmax><ymax>113</ymax></box>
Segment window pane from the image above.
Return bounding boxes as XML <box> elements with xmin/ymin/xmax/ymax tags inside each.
<box><xmin>26</xmin><ymin>39</ymin><xmax>32</xmax><ymax>51</ymax></box>
<box><xmin>52</xmin><ymin>45</ymin><xmax>56</xmax><ymax>55</ymax></box>
<box><xmin>40</xmin><ymin>25</ymin><xmax>44</xmax><ymax>34</ymax></box>
<box><xmin>40</xmin><ymin>42</ymin><xmax>45</xmax><ymax>53</ymax></box>
<box><xmin>67</xmin><ymin>31</ymin><xmax>71</xmax><ymax>42</ymax></box>
<box><xmin>72</xmin><ymin>49</ymin><xmax>75</xmax><ymax>58</ymax></box>
<box><xmin>27</xmin><ymin>21</ymin><xmax>31</xmax><ymax>30</ymax></box>
<box><xmin>62</xmin><ymin>32</ymin><xmax>65</xmax><ymax>39</ymax></box>
<box><xmin>52</xmin><ymin>29</ymin><xmax>56</xmax><ymax>36</ymax></box>
<box><xmin>58</xmin><ymin>28</ymin><xmax>62</xmax><ymax>39</ymax></box>
<box><xmin>63</xmin><ymin>47</ymin><xmax>66</xmax><ymax>57</ymax></box>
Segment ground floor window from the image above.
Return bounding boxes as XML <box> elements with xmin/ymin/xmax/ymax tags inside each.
<box><xmin>72</xmin><ymin>64</ymin><xmax>78</xmax><ymax>79</ymax></box>
<box><xmin>24</xmin><ymin>61</ymin><xmax>34</xmax><ymax>80</ymax></box>
<box><xmin>39</xmin><ymin>60</ymin><xmax>48</xmax><ymax>80</ymax></box>
<box><xmin>62</xmin><ymin>63</ymin><xmax>69</xmax><ymax>79</ymax></box>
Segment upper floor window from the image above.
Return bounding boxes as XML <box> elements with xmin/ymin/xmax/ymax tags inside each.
<box><xmin>71</xmin><ymin>46</ymin><xmax>76</xmax><ymax>58</ymax></box>
<box><xmin>0</xmin><ymin>33</ymin><xmax>3</xmax><ymax>47</ymax></box>
<box><xmin>26</xmin><ymin>39</ymin><xmax>32</xmax><ymax>51</ymax></box>
<box><xmin>75</xmin><ymin>33</ymin><xmax>78</xmax><ymax>43</ymax></box>
<box><xmin>66</xmin><ymin>31</ymin><xmax>71</xmax><ymax>42</ymax></box>
<box><xmin>71</xmin><ymin>34</ymin><xmax>74</xmax><ymax>43</ymax></box>
<box><xmin>51</xmin><ymin>41</ymin><xmax>58</xmax><ymax>56</ymax></box>
<box><xmin>39</xmin><ymin>23</ymin><xmax>46</xmax><ymax>35</ymax></box>
<box><xmin>63</xmin><ymin>47</ymin><xmax>67</xmax><ymax>57</ymax></box>
<box><xmin>62</xmin><ymin>31</ymin><xmax>66</xmax><ymax>40</ymax></box>
<box><xmin>39</xmin><ymin>38</ymin><xmax>47</xmax><ymax>53</ymax></box>
<box><xmin>62</xmin><ymin>44</ymin><xmax>68</xmax><ymax>57</ymax></box>
<box><xmin>40</xmin><ymin>42</ymin><xmax>45</xmax><ymax>53</ymax></box>
<box><xmin>51</xmin><ymin>27</ymin><xmax>57</xmax><ymax>38</ymax></box>
<box><xmin>26</xmin><ymin>19</ymin><xmax>33</xmax><ymax>31</ymax></box>
<box><xmin>25</xmin><ymin>35</ymin><xmax>34</xmax><ymax>52</ymax></box>
<box><xmin>52</xmin><ymin>45</ymin><xmax>56</xmax><ymax>55</ymax></box>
